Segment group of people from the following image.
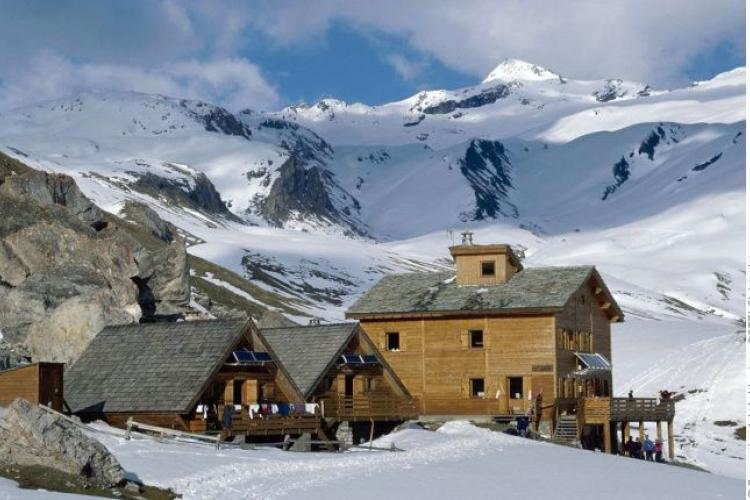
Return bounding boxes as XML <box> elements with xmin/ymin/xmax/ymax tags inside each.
<box><xmin>623</xmin><ymin>434</ymin><xmax>665</xmax><ymax>462</ymax></box>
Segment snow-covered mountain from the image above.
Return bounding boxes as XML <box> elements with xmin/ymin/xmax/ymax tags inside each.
<box><xmin>0</xmin><ymin>60</ymin><xmax>744</xmax><ymax>476</ymax></box>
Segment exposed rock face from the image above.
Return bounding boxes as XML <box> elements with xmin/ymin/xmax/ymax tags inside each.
<box><xmin>119</xmin><ymin>200</ymin><xmax>176</xmax><ymax>242</ymax></box>
<box><xmin>141</xmin><ymin>241</ymin><xmax>191</xmax><ymax>317</ymax></box>
<box><xmin>458</xmin><ymin>139</ymin><xmax>518</xmax><ymax>220</ymax></box>
<box><xmin>0</xmin><ymin>398</ymin><xmax>125</xmax><ymax>488</ymax></box>
<box><xmin>0</xmin><ymin>154</ymin><xmax>193</xmax><ymax>363</ymax></box>
<box><xmin>257</xmin><ymin>156</ymin><xmax>367</xmax><ymax>236</ymax></box>
<box><xmin>128</xmin><ymin>170</ymin><xmax>236</xmax><ymax>219</ymax></box>
<box><xmin>0</xmin><ymin>169</ymin><xmax>104</xmax><ymax>228</ymax></box>
<box><xmin>422</xmin><ymin>84</ymin><xmax>511</xmax><ymax>114</ymax></box>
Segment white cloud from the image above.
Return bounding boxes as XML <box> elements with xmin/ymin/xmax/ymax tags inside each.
<box><xmin>0</xmin><ymin>52</ymin><xmax>279</xmax><ymax>112</ymax></box>
<box><xmin>245</xmin><ymin>0</ymin><xmax>745</xmax><ymax>86</ymax></box>
<box><xmin>385</xmin><ymin>53</ymin><xmax>429</xmax><ymax>81</ymax></box>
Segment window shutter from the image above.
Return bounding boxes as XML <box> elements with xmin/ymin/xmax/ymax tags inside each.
<box><xmin>380</xmin><ymin>333</ymin><xmax>386</xmax><ymax>350</ymax></box>
<box><xmin>460</xmin><ymin>331</ymin><xmax>469</xmax><ymax>348</ymax></box>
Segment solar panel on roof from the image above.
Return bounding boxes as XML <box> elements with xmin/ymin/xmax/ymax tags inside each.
<box><xmin>233</xmin><ymin>351</ymin><xmax>255</xmax><ymax>363</ymax></box>
<box><xmin>574</xmin><ymin>352</ymin><xmax>611</xmax><ymax>370</ymax></box>
<box><xmin>361</xmin><ymin>354</ymin><xmax>379</xmax><ymax>364</ymax></box>
<box><xmin>341</xmin><ymin>354</ymin><xmax>363</xmax><ymax>364</ymax></box>
<box><xmin>254</xmin><ymin>352</ymin><xmax>272</xmax><ymax>362</ymax></box>
<box><xmin>233</xmin><ymin>351</ymin><xmax>273</xmax><ymax>364</ymax></box>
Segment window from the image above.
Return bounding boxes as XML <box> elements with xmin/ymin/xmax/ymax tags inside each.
<box><xmin>481</xmin><ymin>261</ymin><xmax>495</xmax><ymax>276</ymax></box>
<box><xmin>470</xmin><ymin>378</ymin><xmax>485</xmax><ymax>398</ymax></box>
<box><xmin>386</xmin><ymin>332</ymin><xmax>400</xmax><ymax>351</ymax></box>
<box><xmin>508</xmin><ymin>377</ymin><xmax>523</xmax><ymax>400</ymax></box>
<box><xmin>469</xmin><ymin>329</ymin><xmax>484</xmax><ymax>348</ymax></box>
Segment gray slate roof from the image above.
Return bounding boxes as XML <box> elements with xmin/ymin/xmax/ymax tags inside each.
<box><xmin>261</xmin><ymin>323</ymin><xmax>358</xmax><ymax>398</ymax></box>
<box><xmin>65</xmin><ymin>320</ymin><xmax>248</xmax><ymax>414</ymax></box>
<box><xmin>347</xmin><ymin>266</ymin><xmax>596</xmax><ymax>316</ymax></box>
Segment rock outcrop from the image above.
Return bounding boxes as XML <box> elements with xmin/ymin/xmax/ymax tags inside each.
<box><xmin>0</xmin><ymin>153</ymin><xmax>193</xmax><ymax>363</ymax></box>
<box><xmin>119</xmin><ymin>200</ymin><xmax>177</xmax><ymax>242</ymax></box>
<box><xmin>0</xmin><ymin>398</ymin><xmax>125</xmax><ymax>488</ymax></box>
<box><xmin>257</xmin><ymin>156</ymin><xmax>368</xmax><ymax>236</ymax></box>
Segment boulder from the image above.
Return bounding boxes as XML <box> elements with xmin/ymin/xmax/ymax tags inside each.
<box><xmin>0</xmin><ymin>158</ymin><xmax>194</xmax><ymax>363</ymax></box>
<box><xmin>119</xmin><ymin>200</ymin><xmax>176</xmax><ymax>242</ymax></box>
<box><xmin>0</xmin><ymin>170</ymin><xmax>104</xmax><ymax>228</ymax></box>
<box><xmin>0</xmin><ymin>398</ymin><xmax>125</xmax><ymax>488</ymax></box>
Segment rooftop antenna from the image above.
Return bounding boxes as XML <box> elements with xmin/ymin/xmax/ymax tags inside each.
<box><xmin>447</xmin><ymin>229</ymin><xmax>455</xmax><ymax>246</ymax></box>
<box><xmin>460</xmin><ymin>231</ymin><xmax>474</xmax><ymax>246</ymax></box>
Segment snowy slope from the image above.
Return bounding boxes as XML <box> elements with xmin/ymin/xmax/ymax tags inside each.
<box><xmin>3</xmin><ymin>420</ymin><xmax>738</xmax><ymax>499</ymax></box>
<box><xmin>0</xmin><ymin>60</ymin><xmax>744</xmax><ymax>476</ymax></box>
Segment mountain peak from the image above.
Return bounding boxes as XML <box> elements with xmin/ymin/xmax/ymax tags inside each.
<box><xmin>482</xmin><ymin>59</ymin><xmax>559</xmax><ymax>83</ymax></box>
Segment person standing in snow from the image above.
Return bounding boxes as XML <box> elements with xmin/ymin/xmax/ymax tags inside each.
<box><xmin>634</xmin><ymin>437</ymin><xmax>643</xmax><ymax>459</ymax></box>
<box><xmin>654</xmin><ymin>439</ymin><xmax>664</xmax><ymax>462</ymax></box>
<box><xmin>643</xmin><ymin>435</ymin><xmax>655</xmax><ymax>461</ymax></box>
<box><xmin>625</xmin><ymin>436</ymin><xmax>637</xmax><ymax>458</ymax></box>
<box><xmin>516</xmin><ymin>415</ymin><xmax>529</xmax><ymax>437</ymax></box>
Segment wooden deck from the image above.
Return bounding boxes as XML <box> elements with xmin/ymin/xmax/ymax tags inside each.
<box><xmin>187</xmin><ymin>413</ymin><xmax>322</xmax><ymax>436</ymax></box>
<box><xmin>565</xmin><ymin>396</ymin><xmax>677</xmax><ymax>458</ymax></box>
<box><xmin>577</xmin><ymin>397</ymin><xmax>675</xmax><ymax>424</ymax></box>
<box><xmin>321</xmin><ymin>395</ymin><xmax>418</xmax><ymax>422</ymax></box>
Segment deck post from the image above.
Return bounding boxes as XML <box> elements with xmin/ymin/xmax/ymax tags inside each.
<box><xmin>369</xmin><ymin>418</ymin><xmax>375</xmax><ymax>450</ymax></box>
<box><xmin>638</xmin><ymin>421</ymin><xmax>645</xmax><ymax>443</ymax></box>
<box><xmin>622</xmin><ymin>421</ymin><xmax>630</xmax><ymax>444</ymax></box>
<box><xmin>656</xmin><ymin>420</ymin><xmax>663</xmax><ymax>443</ymax></box>
<box><xmin>603</xmin><ymin>422</ymin><xmax>612</xmax><ymax>454</ymax></box>
<box><xmin>667</xmin><ymin>418</ymin><xmax>675</xmax><ymax>460</ymax></box>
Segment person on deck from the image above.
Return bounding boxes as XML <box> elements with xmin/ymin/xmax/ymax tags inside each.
<box><xmin>625</xmin><ymin>436</ymin><xmax>637</xmax><ymax>458</ymax></box>
<box><xmin>643</xmin><ymin>435</ymin><xmax>655</xmax><ymax>461</ymax></box>
<box><xmin>654</xmin><ymin>439</ymin><xmax>664</xmax><ymax>462</ymax></box>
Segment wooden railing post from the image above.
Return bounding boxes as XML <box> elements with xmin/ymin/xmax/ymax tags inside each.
<box><xmin>667</xmin><ymin>418</ymin><xmax>675</xmax><ymax>461</ymax></box>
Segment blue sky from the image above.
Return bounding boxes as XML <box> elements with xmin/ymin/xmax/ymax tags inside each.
<box><xmin>244</xmin><ymin>22</ymin><xmax>476</xmax><ymax>106</ymax></box>
<box><xmin>0</xmin><ymin>1</ymin><xmax>744</xmax><ymax>111</ymax></box>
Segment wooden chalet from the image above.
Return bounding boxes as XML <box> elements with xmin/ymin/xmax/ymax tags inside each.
<box><xmin>260</xmin><ymin>322</ymin><xmax>417</xmax><ymax>439</ymax></box>
<box><xmin>64</xmin><ymin>319</ymin><xmax>416</xmax><ymax>444</ymax></box>
<box><xmin>346</xmin><ymin>239</ymin><xmax>676</xmax><ymax>457</ymax></box>
<box><xmin>64</xmin><ymin>320</ymin><xmax>320</xmax><ymax>438</ymax></box>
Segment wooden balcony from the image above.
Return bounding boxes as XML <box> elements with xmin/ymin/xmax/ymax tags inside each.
<box><xmin>186</xmin><ymin>413</ymin><xmax>321</xmax><ymax>436</ymax></box>
<box><xmin>234</xmin><ymin>414</ymin><xmax>321</xmax><ymax>436</ymax></box>
<box><xmin>576</xmin><ymin>397</ymin><xmax>675</xmax><ymax>424</ymax></box>
<box><xmin>321</xmin><ymin>395</ymin><xmax>418</xmax><ymax>422</ymax></box>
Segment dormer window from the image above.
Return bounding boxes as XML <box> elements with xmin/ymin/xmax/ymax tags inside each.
<box><xmin>481</xmin><ymin>261</ymin><xmax>495</xmax><ymax>276</ymax></box>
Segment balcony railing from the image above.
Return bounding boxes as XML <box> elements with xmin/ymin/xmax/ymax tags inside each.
<box><xmin>321</xmin><ymin>395</ymin><xmax>418</xmax><ymax>421</ymax></box>
<box><xmin>573</xmin><ymin>397</ymin><xmax>675</xmax><ymax>425</ymax></box>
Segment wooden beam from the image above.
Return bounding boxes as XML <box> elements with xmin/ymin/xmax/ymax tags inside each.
<box><xmin>600</xmin><ymin>302</ymin><xmax>612</xmax><ymax>310</ymax></box>
<box><xmin>603</xmin><ymin>422</ymin><xmax>612</xmax><ymax>454</ymax></box>
<box><xmin>639</xmin><ymin>421</ymin><xmax>645</xmax><ymax>443</ymax></box>
<box><xmin>667</xmin><ymin>418</ymin><xmax>675</xmax><ymax>461</ymax></box>
<box><xmin>594</xmin><ymin>287</ymin><xmax>603</xmax><ymax>295</ymax></box>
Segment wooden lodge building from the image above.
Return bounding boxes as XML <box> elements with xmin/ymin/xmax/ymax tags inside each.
<box><xmin>64</xmin><ymin>319</ymin><xmax>416</xmax><ymax>443</ymax></box>
<box><xmin>346</xmin><ymin>239</ymin><xmax>676</xmax><ymax>456</ymax></box>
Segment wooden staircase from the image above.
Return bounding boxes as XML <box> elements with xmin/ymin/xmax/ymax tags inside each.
<box><xmin>553</xmin><ymin>415</ymin><xmax>578</xmax><ymax>444</ymax></box>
